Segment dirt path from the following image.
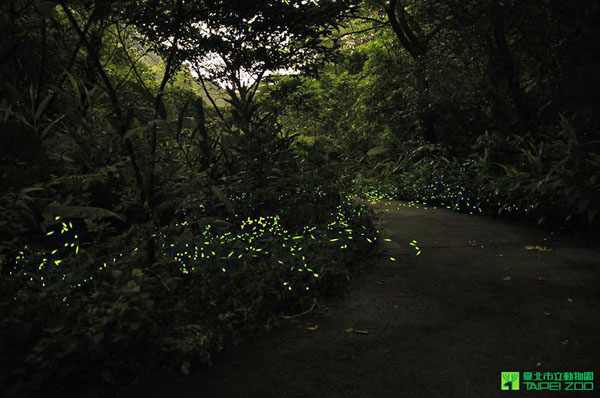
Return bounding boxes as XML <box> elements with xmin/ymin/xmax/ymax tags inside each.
<box><xmin>119</xmin><ymin>201</ymin><xmax>600</xmax><ymax>398</ymax></box>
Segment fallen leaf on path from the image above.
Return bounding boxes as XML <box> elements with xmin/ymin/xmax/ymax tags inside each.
<box><xmin>181</xmin><ymin>360</ymin><xmax>190</xmax><ymax>375</ymax></box>
<box><xmin>344</xmin><ymin>327</ymin><xmax>369</xmax><ymax>334</ymax></box>
<box><xmin>567</xmin><ymin>298</ymin><xmax>574</xmax><ymax>303</ymax></box>
<box><xmin>524</xmin><ymin>245</ymin><xmax>553</xmax><ymax>252</ymax></box>
<box><xmin>496</xmin><ymin>254</ymin><xmax>504</xmax><ymax>257</ymax></box>
<box><xmin>544</xmin><ymin>311</ymin><xmax>552</xmax><ymax>316</ymax></box>
<box><xmin>502</xmin><ymin>276</ymin><xmax>512</xmax><ymax>281</ymax></box>
<box><xmin>536</xmin><ymin>362</ymin><xmax>542</xmax><ymax>367</ymax></box>
<box><xmin>305</xmin><ymin>325</ymin><xmax>319</xmax><ymax>331</ymax></box>
<box><xmin>375</xmin><ymin>281</ymin><xmax>384</xmax><ymax>286</ymax></box>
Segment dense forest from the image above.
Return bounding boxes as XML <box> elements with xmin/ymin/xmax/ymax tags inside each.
<box><xmin>1</xmin><ymin>0</ymin><xmax>599</xmax><ymax>396</ymax></box>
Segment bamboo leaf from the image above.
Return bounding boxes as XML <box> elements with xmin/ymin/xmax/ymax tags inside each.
<box><xmin>63</xmin><ymin>70</ymin><xmax>81</xmax><ymax>109</ymax></box>
<box><xmin>34</xmin><ymin>93</ymin><xmax>54</xmax><ymax>121</ymax></box>
<box><xmin>367</xmin><ymin>146</ymin><xmax>389</xmax><ymax>156</ymax></box>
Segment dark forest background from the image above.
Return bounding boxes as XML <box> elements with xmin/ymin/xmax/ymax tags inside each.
<box><xmin>1</xmin><ymin>0</ymin><xmax>598</xmax><ymax>396</ymax></box>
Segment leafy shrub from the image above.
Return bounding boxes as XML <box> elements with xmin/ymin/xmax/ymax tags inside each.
<box><xmin>354</xmin><ymin>116</ymin><xmax>600</xmax><ymax>241</ymax></box>
<box><xmin>0</xmin><ymin>190</ymin><xmax>378</xmax><ymax>397</ymax></box>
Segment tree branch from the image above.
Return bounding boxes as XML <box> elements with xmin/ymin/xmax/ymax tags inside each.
<box><xmin>60</xmin><ymin>1</ymin><xmax>120</xmax><ymax>119</ymax></box>
<box><xmin>247</xmin><ymin>69</ymin><xmax>265</xmax><ymax>104</ymax></box>
<box><xmin>404</xmin><ymin>9</ymin><xmax>425</xmax><ymax>39</ymax></box>
<box><xmin>385</xmin><ymin>0</ymin><xmax>418</xmax><ymax>58</ymax></box>
<box><xmin>336</xmin><ymin>24</ymin><xmax>386</xmax><ymax>40</ymax></box>
<box><xmin>342</xmin><ymin>14</ymin><xmax>389</xmax><ymax>25</ymax></box>
<box><xmin>112</xmin><ymin>24</ymin><xmax>154</xmax><ymax>100</ymax></box>
<box><xmin>394</xmin><ymin>0</ymin><xmax>424</xmax><ymax>55</ymax></box>
<box><xmin>60</xmin><ymin>1</ymin><xmax>147</xmax><ymax>208</ymax></box>
<box><xmin>196</xmin><ymin>72</ymin><xmax>226</xmax><ymax>122</ymax></box>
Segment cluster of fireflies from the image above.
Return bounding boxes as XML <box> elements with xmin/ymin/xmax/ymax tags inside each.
<box><xmin>7</xmin><ymin>193</ymin><xmax>378</xmax><ymax>306</ymax></box>
<box><xmin>356</xmin><ymin>180</ymin><xmax>539</xmax><ymax>217</ymax></box>
<box><xmin>409</xmin><ymin>240</ymin><xmax>421</xmax><ymax>256</ymax></box>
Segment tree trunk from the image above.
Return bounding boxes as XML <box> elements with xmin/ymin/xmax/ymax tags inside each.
<box><xmin>386</xmin><ymin>0</ymin><xmax>438</xmax><ymax>143</ymax></box>
<box><xmin>489</xmin><ymin>0</ymin><xmax>532</xmax><ymax>133</ymax></box>
<box><xmin>415</xmin><ymin>57</ymin><xmax>438</xmax><ymax>143</ymax></box>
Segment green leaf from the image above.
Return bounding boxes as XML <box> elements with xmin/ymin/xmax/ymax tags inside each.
<box><xmin>196</xmin><ymin>217</ymin><xmax>233</xmax><ymax>227</ymax></box>
<box><xmin>63</xmin><ymin>70</ymin><xmax>81</xmax><ymax>109</ymax></box>
<box><xmin>40</xmin><ymin>114</ymin><xmax>65</xmax><ymax>140</ymax></box>
<box><xmin>559</xmin><ymin>114</ymin><xmax>578</xmax><ymax>145</ymax></box>
<box><xmin>123</xmin><ymin>126</ymin><xmax>146</xmax><ymax>141</ymax></box>
<box><xmin>367</xmin><ymin>146</ymin><xmax>389</xmax><ymax>156</ymax></box>
<box><xmin>132</xmin><ymin>268</ymin><xmax>144</xmax><ymax>278</ymax></box>
<box><xmin>21</xmin><ymin>186</ymin><xmax>45</xmax><ymax>194</ymax></box>
<box><xmin>34</xmin><ymin>93</ymin><xmax>54</xmax><ymax>121</ymax></box>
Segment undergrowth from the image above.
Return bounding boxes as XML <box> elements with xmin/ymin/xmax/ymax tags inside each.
<box><xmin>353</xmin><ymin>116</ymin><xmax>600</xmax><ymax>242</ymax></box>
<box><xmin>0</xmin><ymin>187</ymin><xmax>378</xmax><ymax>398</ymax></box>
